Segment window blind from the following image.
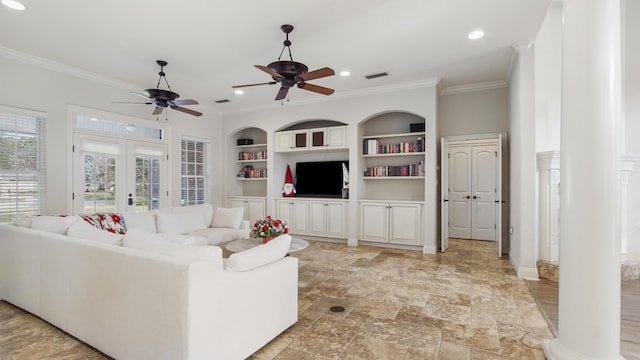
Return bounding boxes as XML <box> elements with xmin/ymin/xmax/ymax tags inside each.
<box><xmin>180</xmin><ymin>138</ymin><xmax>207</xmax><ymax>206</ymax></box>
<box><xmin>0</xmin><ymin>111</ymin><xmax>46</xmax><ymax>223</ymax></box>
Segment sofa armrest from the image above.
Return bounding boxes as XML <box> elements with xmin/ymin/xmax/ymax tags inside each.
<box><xmin>239</xmin><ymin>220</ymin><xmax>250</xmax><ymax>231</ymax></box>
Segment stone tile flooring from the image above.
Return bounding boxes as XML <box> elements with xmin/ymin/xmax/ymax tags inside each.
<box><xmin>0</xmin><ymin>238</ymin><xmax>553</xmax><ymax>359</ymax></box>
<box><xmin>249</xmin><ymin>239</ymin><xmax>552</xmax><ymax>359</ymax></box>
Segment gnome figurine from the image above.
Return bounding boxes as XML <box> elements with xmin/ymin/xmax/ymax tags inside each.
<box><xmin>282</xmin><ymin>163</ymin><xmax>296</xmax><ymax>197</ymax></box>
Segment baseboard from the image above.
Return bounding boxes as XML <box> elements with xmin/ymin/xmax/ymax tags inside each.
<box><xmin>517</xmin><ymin>266</ymin><xmax>539</xmax><ymax>280</ymax></box>
<box><xmin>422</xmin><ymin>245</ymin><xmax>437</xmax><ymax>254</ymax></box>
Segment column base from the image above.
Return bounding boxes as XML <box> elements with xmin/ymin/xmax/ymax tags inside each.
<box><xmin>542</xmin><ymin>339</ymin><xmax>625</xmax><ymax>360</ymax></box>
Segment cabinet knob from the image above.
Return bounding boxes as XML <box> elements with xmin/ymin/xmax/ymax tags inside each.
<box><xmin>465</xmin><ymin>196</ymin><xmax>471</xmax><ymax>199</ymax></box>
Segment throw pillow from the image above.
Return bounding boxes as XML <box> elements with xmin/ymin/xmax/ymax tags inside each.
<box><xmin>123</xmin><ymin>228</ymin><xmax>223</xmax><ymax>269</ymax></box>
<box><xmin>172</xmin><ymin>203</ymin><xmax>214</xmax><ymax>230</ymax></box>
<box><xmin>122</xmin><ymin>212</ymin><xmax>157</xmax><ymax>233</ymax></box>
<box><xmin>30</xmin><ymin>215</ymin><xmax>81</xmax><ymax>235</ymax></box>
<box><xmin>67</xmin><ymin>220</ymin><xmax>123</xmax><ymax>246</ymax></box>
<box><xmin>224</xmin><ymin>234</ymin><xmax>291</xmax><ymax>272</ymax></box>
<box><xmin>13</xmin><ymin>216</ymin><xmax>32</xmax><ymax>228</ymax></box>
<box><xmin>81</xmin><ymin>213</ymin><xmax>126</xmax><ymax>234</ymax></box>
<box><xmin>158</xmin><ymin>233</ymin><xmax>209</xmax><ymax>246</ymax></box>
<box><xmin>211</xmin><ymin>207</ymin><xmax>244</xmax><ymax>229</ymax></box>
<box><xmin>156</xmin><ymin>211</ymin><xmax>205</xmax><ymax>234</ymax></box>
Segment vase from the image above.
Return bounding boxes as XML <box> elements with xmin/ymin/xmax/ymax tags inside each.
<box><xmin>262</xmin><ymin>236</ymin><xmax>276</xmax><ymax>244</ymax></box>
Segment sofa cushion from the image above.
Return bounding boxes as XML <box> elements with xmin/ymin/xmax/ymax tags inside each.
<box><xmin>13</xmin><ymin>217</ymin><xmax>32</xmax><ymax>228</ymax></box>
<box><xmin>122</xmin><ymin>212</ymin><xmax>157</xmax><ymax>233</ymax></box>
<box><xmin>172</xmin><ymin>203</ymin><xmax>214</xmax><ymax>230</ymax></box>
<box><xmin>211</xmin><ymin>207</ymin><xmax>244</xmax><ymax>229</ymax></box>
<box><xmin>81</xmin><ymin>213</ymin><xmax>126</xmax><ymax>234</ymax></box>
<box><xmin>188</xmin><ymin>227</ymin><xmax>249</xmax><ymax>246</ymax></box>
<box><xmin>224</xmin><ymin>234</ymin><xmax>291</xmax><ymax>272</ymax></box>
<box><xmin>158</xmin><ymin>233</ymin><xmax>209</xmax><ymax>246</ymax></box>
<box><xmin>67</xmin><ymin>220</ymin><xmax>123</xmax><ymax>246</ymax></box>
<box><xmin>123</xmin><ymin>228</ymin><xmax>223</xmax><ymax>268</ymax></box>
<box><xmin>31</xmin><ymin>215</ymin><xmax>81</xmax><ymax>235</ymax></box>
<box><xmin>156</xmin><ymin>211</ymin><xmax>205</xmax><ymax>235</ymax></box>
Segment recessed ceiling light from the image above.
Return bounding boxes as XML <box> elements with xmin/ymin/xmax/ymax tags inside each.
<box><xmin>234</xmin><ymin>89</ymin><xmax>245</xmax><ymax>95</ymax></box>
<box><xmin>125</xmin><ymin>124</ymin><xmax>137</xmax><ymax>132</ymax></box>
<box><xmin>2</xmin><ymin>0</ymin><xmax>26</xmax><ymax>10</ymax></box>
<box><xmin>468</xmin><ymin>30</ymin><xmax>485</xmax><ymax>40</ymax></box>
<box><xmin>339</xmin><ymin>70</ymin><xmax>351</xmax><ymax>77</ymax></box>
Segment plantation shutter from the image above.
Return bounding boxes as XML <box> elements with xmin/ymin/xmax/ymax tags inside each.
<box><xmin>0</xmin><ymin>109</ymin><xmax>46</xmax><ymax>223</ymax></box>
<box><xmin>181</xmin><ymin>138</ymin><xmax>207</xmax><ymax>206</ymax></box>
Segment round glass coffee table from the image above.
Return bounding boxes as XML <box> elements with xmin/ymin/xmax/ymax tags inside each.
<box><xmin>225</xmin><ymin>237</ymin><xmax>309</xmax><ymax>253</ymax></box>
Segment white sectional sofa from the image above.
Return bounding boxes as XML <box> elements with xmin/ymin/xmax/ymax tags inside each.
<box><xmin>0</xmin><ymin>205</ymin><xmax>298</xmax><ymax>360</ymax></box>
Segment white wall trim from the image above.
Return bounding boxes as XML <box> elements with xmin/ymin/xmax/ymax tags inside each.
<box><xmin>516</xmin><ymin>266</ymin><xmax>539</xmax><ymax>280</ymax></box>
<box><xmin>439</xmin><ymin>80</ymin><xmax>507</xmax><ymax>96</ymax></box>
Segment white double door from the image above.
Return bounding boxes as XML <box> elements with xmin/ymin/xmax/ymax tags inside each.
<box><xmin>72</xmin><ymin>133</ymin><xmax>168</xmax><ymax>214</ymax></box>
<box><xmin>447</xmin><ymin>144</ymin><xmax>498</xmax><ymax>241</ymax></box>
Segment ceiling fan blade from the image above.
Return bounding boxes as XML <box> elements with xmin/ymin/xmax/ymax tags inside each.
<box><xmin>298</xmin><ymin>67</ymin><xmax>335</xmax><ymax>82</ymax></box>
<box><xmin>113</xmin><ymin>101</ymin><xmax>152</xmax><ymax>104</ymax></box>
<box><xmin>131</xmin><ymin>91</ymin><xmax>151</xmax><ymax>100</ymax></box>
<box><xmin>298</xmin><ymin>82</ymin><xmax>335</xmax><ymax>96</ymax></box>
<box><xmin>232</xmin><ymin>82</ymin><xmax>277</xmax><ymax>88</ymax></box>
<box><xmin>152</xmin><ymin>107</ymin><xmax>164</xmax><ymax>116</ymax></box>
<box><xmin>255</xmin><ymin>65</ymin><xmax>284</xmax><ymax>80</ymax></box>
<box><xmin>170</xmin><ymin>99</ymin><xmax>199</xmax><ymax>106</ymax></box>
<box><xmin>172</xmin><ymin>106</ymin><xmax>203</xmax><ymax>117</ymax></box>
<box><xmin>275</xmin><ymin>86</ymin><xmax>289</xmax><ymax>101</ymax></box>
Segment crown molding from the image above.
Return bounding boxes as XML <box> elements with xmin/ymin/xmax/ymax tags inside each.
<box><xmin>225</xmin><ymin>77</ymin><xmax>441</xmax><ymax>115</ymax></box>
<box><xmin>0</xmin><ymin>46</ymin><xmax>140</xmax><ymax>91</ymax></box>
<box><xmin>439</xmin><ymin>80</ymin><xmax>507</xmax><ymax>96</ymax></box>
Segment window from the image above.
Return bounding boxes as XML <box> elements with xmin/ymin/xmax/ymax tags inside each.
<box><xmin>0</xmin><ymin>109</ymin><xmax>46</xmax><ymax>223</ymax></box>
<box><xmin>181</xmin><ymin>138</ymin><xmax>207</xmax><ymax>206</ymax></box>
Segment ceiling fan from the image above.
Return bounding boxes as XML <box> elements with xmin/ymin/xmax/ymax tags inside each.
<box><xmin>233</xmin><ymin>24</ymin><xmax>335</xmax><ymax>101</ymax></box>
<box><xmin>115</xmin><ymin>60</ymin><xmax>202</xmax><ymax>117</ymax></box>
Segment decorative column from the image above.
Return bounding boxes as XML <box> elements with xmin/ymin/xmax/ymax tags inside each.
<box><xmin>543</xmin><ymin>0</ymin><xmax>624</xmax><ymax>359</ymax></box>
<box><xmin>537</xmin><ymin>151</ymin><xmax>561</xmax><ymax>262</ymax></box>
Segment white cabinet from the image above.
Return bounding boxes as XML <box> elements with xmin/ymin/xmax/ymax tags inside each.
<box><xmin>308</xmin><ymin>200</ymin><xmax>346</xmax><ymax>238</ymax></box>
<box><xmin>274</xmin><ymin>126</ymin><xmax>347</xmax><ymax>152</ymax></box>
<box><xmin>275</xmin><ymin>199</ymin><xmax>309</xmax><ymax>235</ymax></box>
<box><xmin>277</xmin><ymin>198</ymin><xmax>347</xmax><ymax>239</ymax></box>
<box><xmin>360</xmin><ymin>201</ymin><xmax>422</xmax><ymax>245</ymax></box>
<box><xmin>227</xmin><ymin>197</ymin><xmax>266</xmax><ymax>224</ymax></box>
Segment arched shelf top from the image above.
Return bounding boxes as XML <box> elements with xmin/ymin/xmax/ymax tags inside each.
<box><xmin>277</xmin><ymin>119</ymin><xmax>347</xmax><ymax>132</ymax></box>
<box><xmin>359</xmin><ymin>111</ymin><xmax>425</xmax><ymax>138</ymax></box>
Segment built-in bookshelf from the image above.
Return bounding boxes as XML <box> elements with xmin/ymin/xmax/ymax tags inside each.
<box><xmin>236</xmin><ymin>143</ymin><xmax>267</xmax><ymax>180</ymax></box>
<box><xmin>362</xmin><ymin>132</ymin><xmax>426</xmax><ymax>179</ymax></box>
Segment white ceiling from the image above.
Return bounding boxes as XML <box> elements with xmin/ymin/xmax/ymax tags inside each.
<box><xmin>0</xmin><ymin>0</ymin><xmax>551</xmax><ymax>115</ymax></box>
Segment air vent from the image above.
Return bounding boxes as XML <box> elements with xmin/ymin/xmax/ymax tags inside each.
<box><xmin>214</xmin><ymin>99</ymin><xmax>230</xmax><ymax>103</ymax></box>
<box><xmin>365</xmin><ymin>72</ymin><xmax>388</xmax><ymax>79</ymax></box>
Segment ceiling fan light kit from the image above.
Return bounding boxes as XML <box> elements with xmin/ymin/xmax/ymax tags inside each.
<box><xmin>233</xmin><ymin>24</ymin><xmax>335</xmax><ymax>101</ymax></box>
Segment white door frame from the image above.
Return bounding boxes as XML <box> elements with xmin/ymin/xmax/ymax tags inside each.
<box><xmin>440</xmin><ymin>133</ymin><xmax>506</xmax><ymax>257</ymax></box>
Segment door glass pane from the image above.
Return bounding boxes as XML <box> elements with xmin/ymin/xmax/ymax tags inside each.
<box><xmin>83</xmin><ymin>154</ymin><xmax>116</xmax><ymax>213</ymax></box>
<box><xmin>135</xmin><ymin>157</ymin><xmax>161</xmax><ymax>212</ymax></box>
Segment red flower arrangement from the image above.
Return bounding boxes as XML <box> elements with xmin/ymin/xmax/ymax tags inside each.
<box><xmin>252</xmin><ymin>216</ymin><xmax>288</xmax><ymax>242</ymax></box>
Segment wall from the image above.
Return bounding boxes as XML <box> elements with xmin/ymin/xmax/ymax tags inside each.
<box><xmin>0</xmin><ymin>55</ymin><xmax>223</xmax><ymax>213</ymax></box>
<box><xmin>438</xmin><ymin>87</ymin><xmax>509</xmax><ymax>138</ymax></box>
<box><xmin>222</xmin><ymin>83</ymin><xmax>439</xmax><ymax>252</ymax></box>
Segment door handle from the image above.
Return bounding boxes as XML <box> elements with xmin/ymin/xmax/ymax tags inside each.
<box><xmin>128</xmin><ymin>193</ymin><xmax>133</xmax><ymax>206</ymax></box>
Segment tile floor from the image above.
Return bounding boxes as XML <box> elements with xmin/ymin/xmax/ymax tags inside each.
<box><xmin>0</xmin><ymin>239</ymin><xmax>553</xmax><ymax>359</ymax></box>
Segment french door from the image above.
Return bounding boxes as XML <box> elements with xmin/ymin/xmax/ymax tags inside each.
<box><xmin>72</xmin><ymin>133</ymin><xmax>168</xmax><ymax>214</ymax></box>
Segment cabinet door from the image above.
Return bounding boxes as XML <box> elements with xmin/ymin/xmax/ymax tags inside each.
<box><xmin>308</xmin><ymin>201</ymin><xmax>327</xmax><ymax>236</ymax></box>
<box><xmin>326</xmin><ymin>126</ymin><xmax>347</xmax><ymax>149</ymax></box>
<box><xmin>274</xmin><ymin>131</ymin><xmax>293</xmax><ymax>152</ymax></box>
<box><xmin>292</xmin><ymin>130</ymin><xmax>309</xmax><ymax>151</ymax></box>
<box><xmin>309</xmin><ymin>128</ymin><xmax>327</xmax><ymax>149</ymax></box>
<box><xmin>326</xmin><ymin>201</ymin><xmax>346</xmax><ymax>239</ymax></box>
<box><xmin>245</xmin><ymin>198</ymin><xmax>266</xmax><ymax>225</ymax></box>
<box><xmin>276</xmin><ymin>200</ymin><xmax>293</xmax><ymax>229</ymax></box>
<box><xmin>389</xmin><ymin>203</ymin><xmax>422</xmax><ymax>245</ymax></box>
<box><xmin>290</xmin><ymin>200</ymin><xmax>309</xmax><ymax>235</ymax></box>
<box><xmin>360</xmin><ymin>202</ymin><xmax>388</xmax><ymax>243</ymax></box>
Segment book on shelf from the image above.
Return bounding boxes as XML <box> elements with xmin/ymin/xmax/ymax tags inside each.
<box><xmin>238</xmin><ymin>151</ymin><xmax>267</xmax><ymax>160</ymax></box>
<box><xmin>362</xmin><ymin>137</ymin><xmax>423</xmax><ymax>154</ymax></box>
<box><xmin>237</xmin><ymin>165</ymin><xmax>267</xmax><ymax>179</ymax></box>
<box><xmin>363</xmin><ymin>160</ymin><xmax>424</xmax><ymax>177</ymax></box>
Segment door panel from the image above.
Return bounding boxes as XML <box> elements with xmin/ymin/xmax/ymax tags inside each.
<box><xmin>448</xmin><ymin>146</ymin><xmax>471</xmax><ymax>238</ymax></box>
<box><xmin>440</xmin><ymin>138</ymin><xmax>449</xmax><ymax>251</ymax></box>
<box><xmin>471</xmin><ymin>145</ymin><xmax>496</xmax><ymax>240</ymax></box>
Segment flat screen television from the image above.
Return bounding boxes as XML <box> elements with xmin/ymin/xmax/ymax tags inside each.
<box><xmin>295</xmin><ymin>161</ymin><xmax>348</xmax><ymax>198</ymax></box>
